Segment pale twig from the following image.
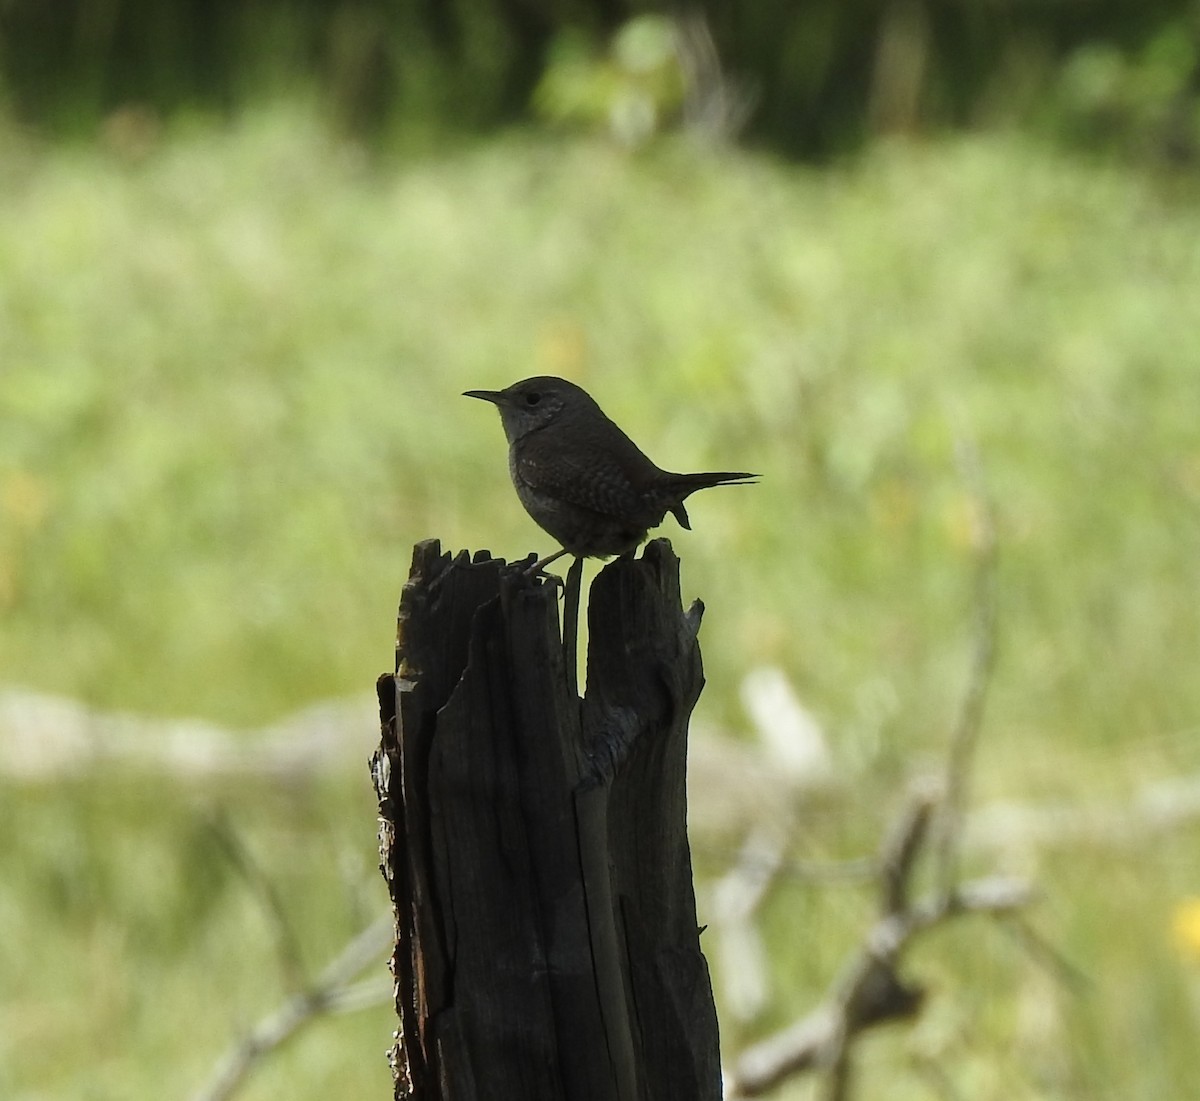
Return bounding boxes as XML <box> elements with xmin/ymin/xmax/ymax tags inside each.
<box><xmin>710</xmin><ymin>829</ymin><xmax>788</xmax><ymax>1021</ymax></box>
<box><xmin>208</xmin><ymin>814</ymin><xmax>307</xmax><ymax>993</ymax></box>
<box><xmin>935</xmin><ymin>429</ymin><xmax>999</xmax><ymax>902</ymax></box>
<box><xmin>673</xmin><ymin>12</ymin><xmax>758</xmax><ymax>143</ymax></box>
<box><xmin>968</xmin><ymin>772</ymin><xmax>1200</xmax><ymax>851</ymax></box>
<box><xmin>909</xmin><ymin>1049</ymin><xmax>967</xmax><ymax>1101</ymax></box>
<box><xmin>698</xmin><ymin>842</ymin><xmax>877</xmax><ymax>885</ymax></box>
<box><xmin>189</xmin><ymin>914</ymin><xmax>394</xmax><ymax>1101</ymax></box>
<box><xmin>998</xmin><ymin>913</ymin><xmax>1090</xmax><ymax>994</ymax></box>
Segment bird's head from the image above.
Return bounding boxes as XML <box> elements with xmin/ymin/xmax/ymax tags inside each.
<box><xmin>463</xmin><ymin>376</ymin><xmax>592</xmax><ymax>444</ymax></box>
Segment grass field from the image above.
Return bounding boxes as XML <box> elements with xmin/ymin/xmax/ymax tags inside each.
<box><xmin>3</xmin><ymin>103</ymin><xmax>1200</xmax><ymax>1099</ymax></box>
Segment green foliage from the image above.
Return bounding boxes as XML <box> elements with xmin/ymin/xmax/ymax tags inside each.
<box><xmin>4</xmin><ymin>109</ymin><xmax>1200</xmax><ymax>1097</ymax></box>
<box><xmin>1051</xmin><ymin>26</ymin><xmax>1200</xmax><ymax>161</ymax></box>
<box><xmin>534</xmin><ymin>16</ymin><xmax>685</xmax><ymax>146</ymax></box>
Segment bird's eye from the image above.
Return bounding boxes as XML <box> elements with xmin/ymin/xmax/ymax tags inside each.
<box><xmin>525</xmin><ymin>392</ymin><xmax>541</xmax><ymax>406</ymax></box>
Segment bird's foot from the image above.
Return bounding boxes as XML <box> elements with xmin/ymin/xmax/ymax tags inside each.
<box><xmin>512</xmin><ymin>550</ymin><xmax>569</xmax><ymax>588</ymax></box>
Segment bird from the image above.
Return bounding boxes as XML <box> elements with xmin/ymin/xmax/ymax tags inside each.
<box><xmin>464</xmin><ymin>376</ymin><xmax>757</xmax><ymax>571</ymax></box>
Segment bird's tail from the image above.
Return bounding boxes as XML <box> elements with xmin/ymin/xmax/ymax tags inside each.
<box><xmin>666</xmin><ymin>471</ymin><xmax>758</xmax><ymax>530</ymax></box>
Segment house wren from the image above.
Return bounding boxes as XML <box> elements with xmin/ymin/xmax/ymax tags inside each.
<box><xmin>464</xmin><ymin>376</ymin><xmax>757</xmax><ymax>569</ymax></box>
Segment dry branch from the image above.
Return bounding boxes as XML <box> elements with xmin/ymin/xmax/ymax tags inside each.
<box><xmin>725</xmin><ymin>433</ymin><xmax>1031</xmax><ymax>1100</ymax></box>
<box><xmin>724</xmin><ymin>786</ymin><xmax>1033</xmax><ymax>1098</ymax></box>
<box><xmin>189</xmin><ymin>915</ymin><xmax>393</xmax><ymax>1101</ymax></box>
<box><xmin>934</xmin><ymin>429</ymin><xmax>999</xmax><ymax>901</ymax></box>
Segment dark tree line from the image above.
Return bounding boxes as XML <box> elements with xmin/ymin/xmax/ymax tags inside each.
<box><xmin>2</xmin><ymin>0</ymin><xmax>1196</xmax><ymax>157</ymax></box>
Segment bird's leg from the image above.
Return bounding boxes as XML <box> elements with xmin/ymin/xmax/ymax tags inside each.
<box><xmin>528</xmin><ymin>547</ymin><xmax>570</xmax><ymax>574</ymax></box>
<box><xmin>562</xmin><ymin>555</ymin><xmax>584</xmax><ymax>699</ymax></box>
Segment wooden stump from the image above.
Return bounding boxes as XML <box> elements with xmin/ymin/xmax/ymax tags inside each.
<box><xmin>372</xmin><ymin>538</ymin><xmax>721</xmax><ymax>1101</ymax></box>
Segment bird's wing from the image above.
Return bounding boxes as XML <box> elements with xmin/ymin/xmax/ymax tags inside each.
<box><xmin>515</xmin><ymin>442</ymin><xmax>662</xmax><ymax>524</ymax></box>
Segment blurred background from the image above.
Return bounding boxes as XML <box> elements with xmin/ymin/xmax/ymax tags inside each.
<box><xmin>3</xmin><ymin>1</ymin><xmax>1200</xmax><ymax>1098</ymax></box>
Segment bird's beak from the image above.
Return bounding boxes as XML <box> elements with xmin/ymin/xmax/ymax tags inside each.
<box><xmin>463</xmin><ymin>389</ymin><xmax>503</xmax><ymax>404</ymax></box>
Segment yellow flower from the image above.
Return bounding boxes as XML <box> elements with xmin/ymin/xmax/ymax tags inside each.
<box><xmin>2</xmin><ymin>469</ymin><xmax>50</xmax><ymax>531</ymax></box>
<box><xmin>1171</xmin><ymin>898</ymin><xmax>1200</xmax><ymax>961</ymax></box>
